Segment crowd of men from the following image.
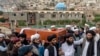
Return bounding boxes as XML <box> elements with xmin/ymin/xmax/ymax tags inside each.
<box><xmin>0</xmin><ymin>23</ymin><xmax>100</xmax><ymax>56</ymax></box>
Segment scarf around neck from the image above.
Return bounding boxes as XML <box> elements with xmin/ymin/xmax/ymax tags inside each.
<box><xmin>86</xmin><ymin>39</ymin><xmax>94</xmax><ymax>56</ymax></box>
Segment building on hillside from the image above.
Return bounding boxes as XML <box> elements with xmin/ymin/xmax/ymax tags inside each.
<box><xmin>4</xmin><ymin>10</ymin><xmax>84</xmax><ymax>28</ymax></box>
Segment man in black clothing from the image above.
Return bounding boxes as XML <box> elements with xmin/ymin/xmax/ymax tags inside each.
<box><xmin>44</xmin><ymin>34</ymin><xmax>57</xmax><ymax>56</ymax></box>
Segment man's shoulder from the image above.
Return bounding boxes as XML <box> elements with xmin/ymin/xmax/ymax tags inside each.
<box><xmin>62</xmin><ymin>42</ymin><xmax>66</xmax><ymax>46</ymax></box>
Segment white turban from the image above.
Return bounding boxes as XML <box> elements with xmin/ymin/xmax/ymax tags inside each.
<box><xmin>31</xmin><ymin>33</ymin><xmax>40</xmax><ymax>41</ymax></box>
<box><xmin>89</xmin><ymin>27</ymin><xmax>96</xmax><ymax>30</ymax></box>
<box><xmin>65</xmin><ymin>25</ymin><xmax>71</xmax><ymax>28</ymax></box>
<box><xmin>0</xmin><ymin>33</ymin><xmax>5</xmax><ymax>38</ymax></box>
<box><xmin>51</xmin><ymin>25</ymin><xmax>56</xmax><ymax>28</ymax></box>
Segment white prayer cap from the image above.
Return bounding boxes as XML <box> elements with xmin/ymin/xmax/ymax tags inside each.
<box><xmin>89</xmin><ymin>27</ymin><xmax>96</xmax><ymax>30</ymax></box>
<box><xmin>0</xmin><ymin>33</ymin><xmax>5</xmax><ymax>38</ymax></box>
<box><xmin>73</xmin><ymin>29</ymin><xmax>79</xmax><ymax>32</ymax></box>
<box><xmin>51</xmin><ymin>25</ymin><xmax>56</xmax><ymax>28</ymax></box>
<box><xmin>31</xmin><ymin>35</ymin><xmax>35</xmax><ymax>41</ymax></box>
<box><xmin>35</xmin><ymin>33</ymin><xmax>40</xmax><ymax>38</ymax></box>
<box><xmin>31</xmin><ymin>33</ymin><xmax>40</xmax><ymax>41</ymax></box>
<box><xmin>65</xmin><ymin>25</ymin><xmax>71</xmax><ymax>28</ymax></box>
<box><xmin>85</xmin><ymin>24</ymin><xmax>90</xmax><ymax>27</ymax></box>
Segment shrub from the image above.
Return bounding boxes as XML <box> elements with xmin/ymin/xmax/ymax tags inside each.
<box><xmin>93</xmin><ymin>18</ymin><xmax>100</xmax><ymax>22</ymax></box>
<box><xmin>0</xmin><ymin>11</ymin><xmax>3</xmax><ymax>15</ymax></box>
<box><xmin>18</xmin><ymin>20</ymin><xmax>26</xmax><ymax>26</ymax></box>
<box><xmin>0</xmin><ymin>18</ymin><xmax>6</xmax><ymax>22</ymax></box>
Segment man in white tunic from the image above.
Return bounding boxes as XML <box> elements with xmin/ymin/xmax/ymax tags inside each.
<box><xmin>74</xmin><ymin>30</ymin><xmax>96</xmax><ymax>56</ymax></box>
<box><xmin>61</xmin><ymin>34</ymin><xmax>75</xmax><ymax>56</ymax></box>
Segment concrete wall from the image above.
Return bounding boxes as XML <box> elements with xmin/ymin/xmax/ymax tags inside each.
<box><xmin>94</xmin><ymin>10</ymin><xmax>100</xmax><ymax>14</ymax></box>
<box><xmin>36</xmin><ymin>11</ymin><xmax>83</xmax><ymax>21</ymax></box>
<box><xmin>3</xmin><ymin>12</ymin><xmax>9</xmax><ymax>19</ymax></box>
<box><xmin>9</xmin><ymin>12</ymin><xmax>27</xmax><ymax>21</ymax></box>
<box><xmin>5</xmin><ymin>11</ymin><xmax>84</xmax><ymax>26</ymax></box>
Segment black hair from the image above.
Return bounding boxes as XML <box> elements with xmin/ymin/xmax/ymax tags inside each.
<box><xmin>64</xmin><ymin>34</ymin><xmax>74</xmax><ymax>42</ymax></box>
<box><xmin>18</xmin><ymin>33</ymin><xmax>29</xmax><ymax>45</ymax></box>
<box><xmin>18</xmin><ymin>33</ymin><xmax>26</xmax><ymax>38</ymax></box>
<box><xmin>86</xmin><ymin>30</ymin><xmax>96</xmax><ymax>37</ymax></box>
<box><xmin>47</xmin><ymin>34</ymin><xmax>56</xmax><ymax>42</ymax></box>
<box><xmin>12</xmin><ymin>32</ymin><xmax>19</xmax><ymax>37</ymax></box>
<box><xmin>80</xmin><ymin>27</ymin><xmax>84</xmax><ymax>31</ymax></box>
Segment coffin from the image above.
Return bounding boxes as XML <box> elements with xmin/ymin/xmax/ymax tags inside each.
<box><xmin>16</xmin><ymin>28</ymin><xmax>66</xmax><ymax>41</ymax></box>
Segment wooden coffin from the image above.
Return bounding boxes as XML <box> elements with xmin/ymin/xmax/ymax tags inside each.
<box><xmin>16</xmin><ymin>28</ymin><xmax>66</xmax><ymax>41</ymax></box>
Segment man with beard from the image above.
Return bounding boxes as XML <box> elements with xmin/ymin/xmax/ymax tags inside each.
<box><xmin>73</xmin><ymin>29</ymin><xmax>81</xmax><ymax>56</ymax></box>
<box><xmin>61</xmin><ymin>34</ymin><xmax>75</xmax><ymax>56</ymax></box>
<box><xmin>74</xmin><ymin>30</ymin><xmax>96</xmax><ymax>56</ymax></box>
<box><xmin>31</xmin><ymin>33</ymin><xmax>44</xmax><ymax>56</ymax></box>
<box><xmin>44</xmin><ymin>34</ymin><xmax>57</xmax><ymax>56</ymax></box>
<box><xmin>89</xmin><ymin>26</ymin><xmax>100</xmax><ymax>56</ymax></box>
<box><xmin>73</xmin><ymin>28</ymin><xmax>81</xmax><ymax>41</ymax></box>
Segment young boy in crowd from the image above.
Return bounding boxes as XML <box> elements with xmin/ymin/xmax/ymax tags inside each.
<box><xmin>10</xmin><ymin>38</ymin><xmax>22</xmax><ymax>56</ymax></box>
